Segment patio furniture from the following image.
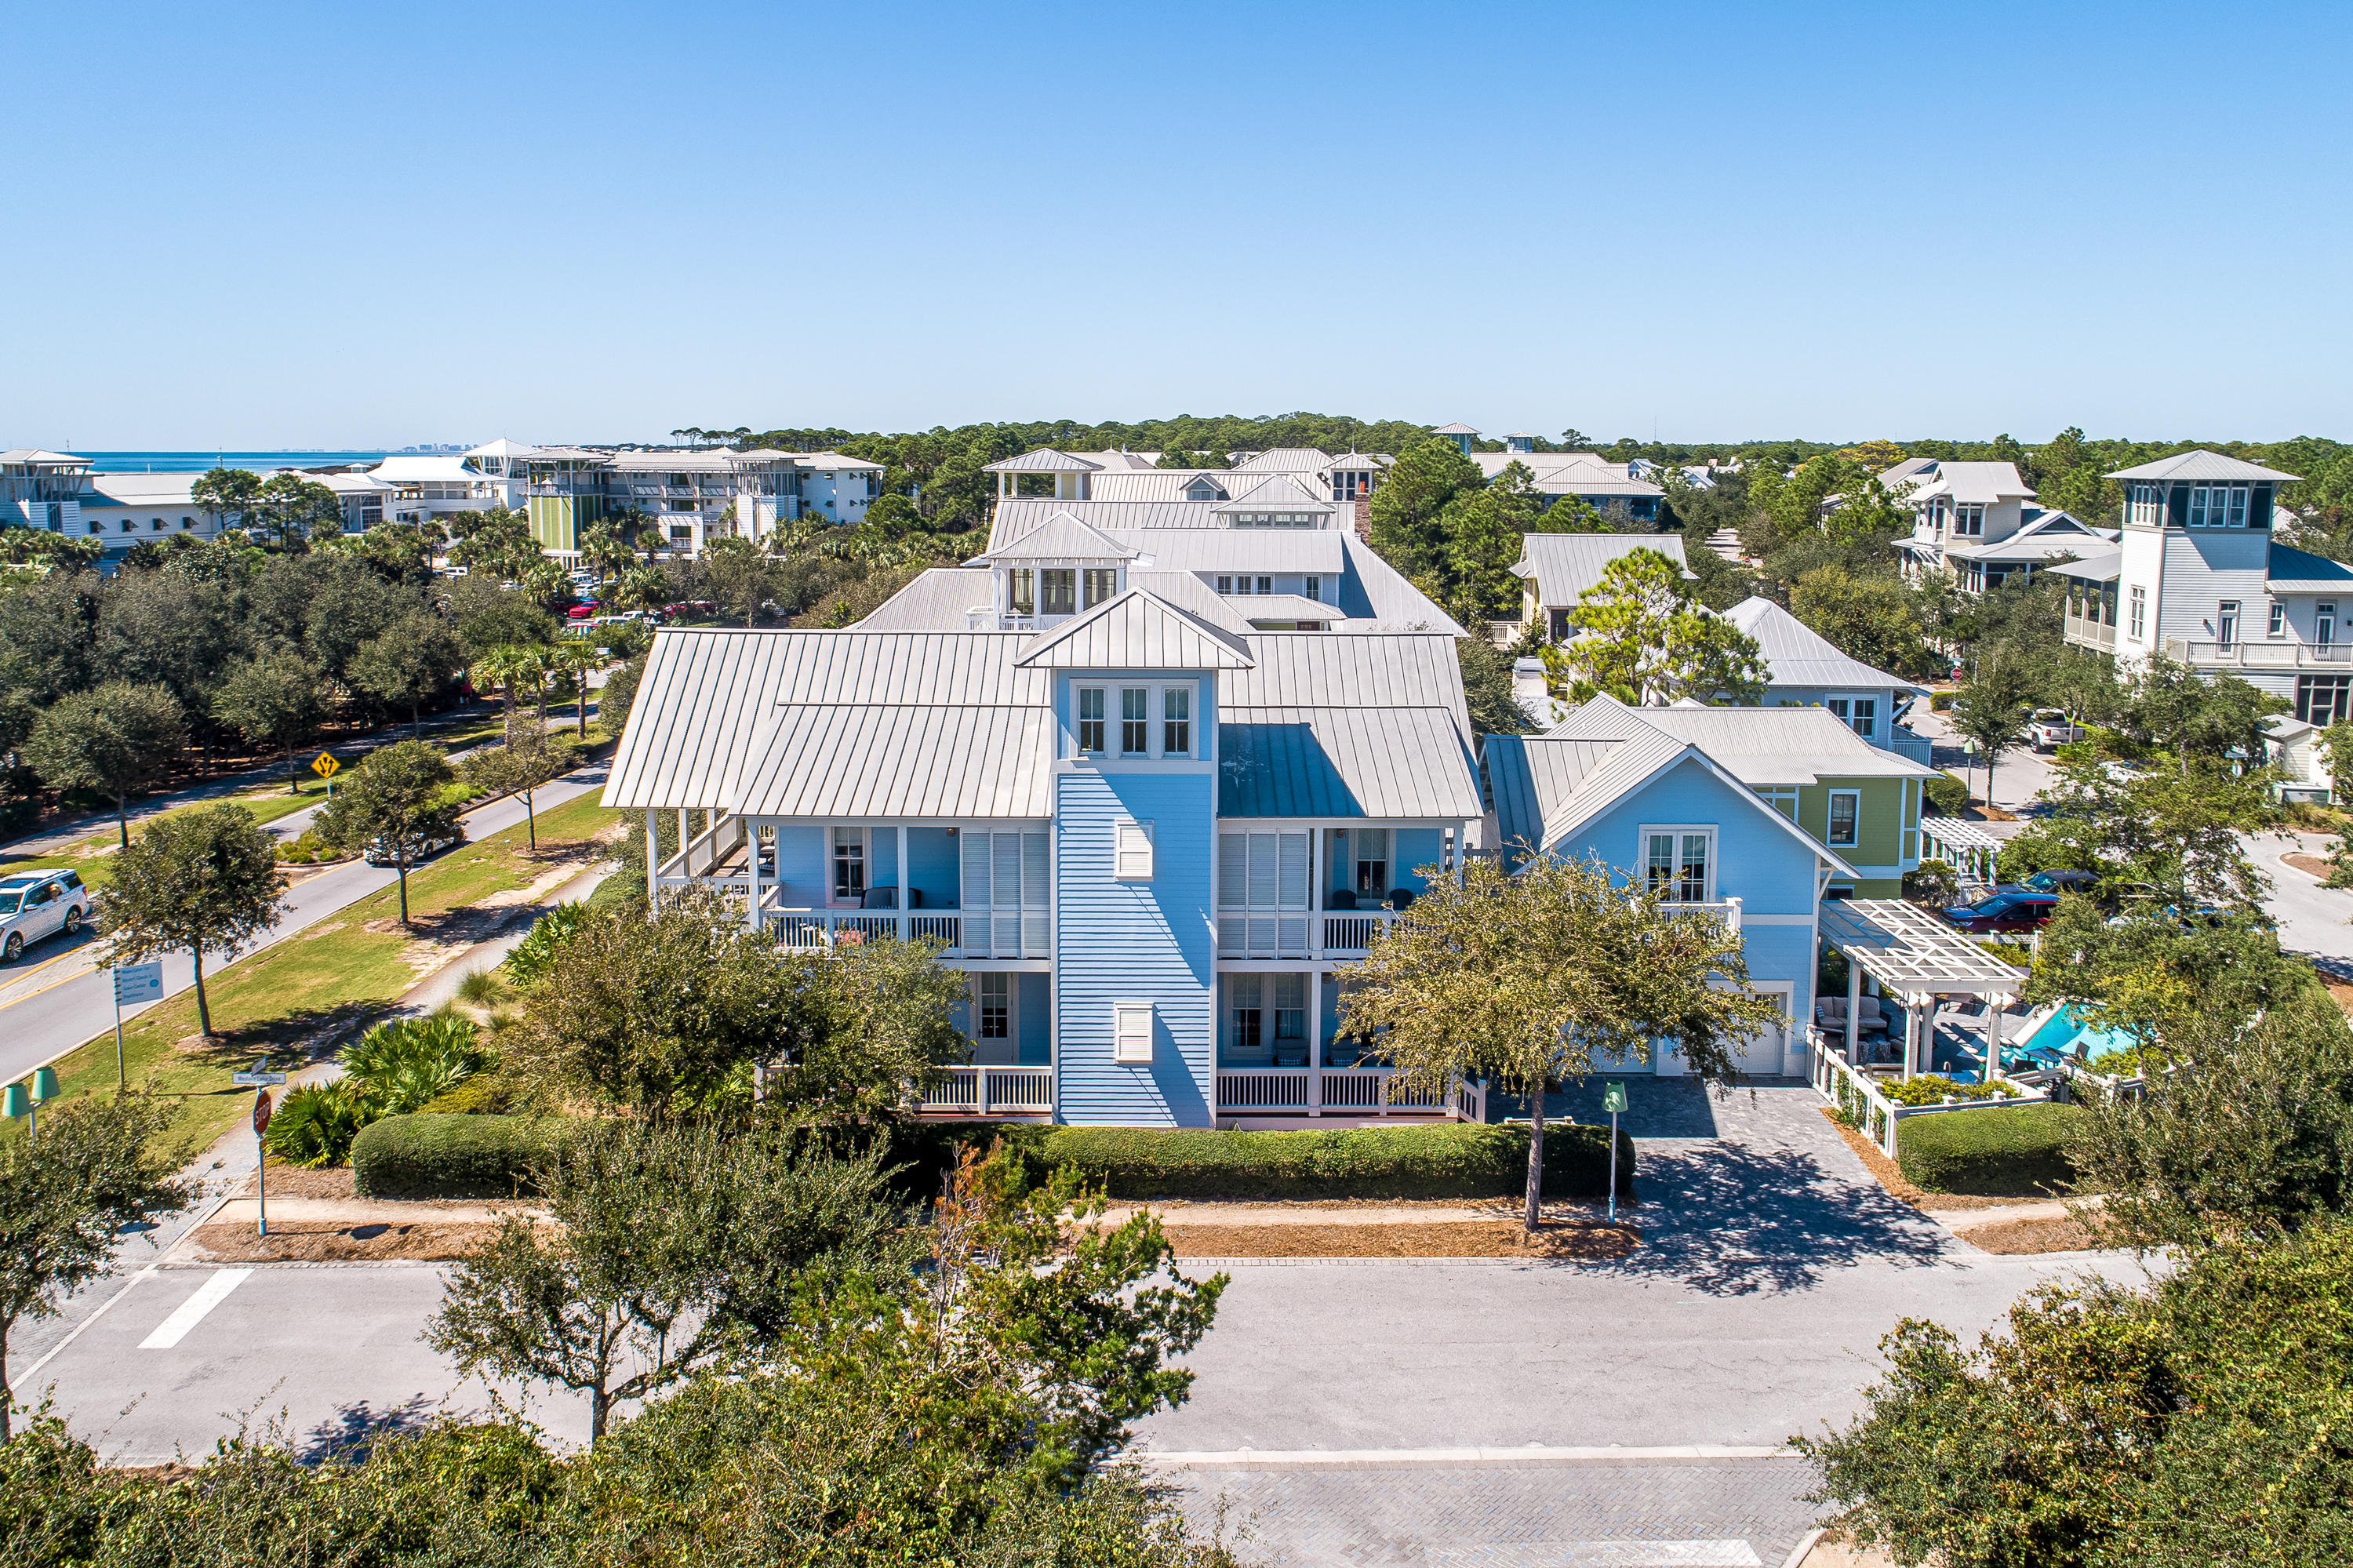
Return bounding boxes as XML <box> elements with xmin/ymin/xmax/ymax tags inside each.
<box><xmin>1326</xmin><ymin>887</ymin><xmax>1359</xmax><ymax>911</ymax></box>
<box><xmin>860</xmin><ymin>886</ymin><xmax>923</xmax><ymax>911</ymax></box>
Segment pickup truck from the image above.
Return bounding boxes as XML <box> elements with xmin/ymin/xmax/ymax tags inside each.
<box><xmin>2024</xmin><ymin>709</ymin><xmax>2085</xmax><ymax>750</ymax></box>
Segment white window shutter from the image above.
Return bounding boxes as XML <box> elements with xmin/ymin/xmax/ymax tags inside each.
<box><xmin>1115</xmin><ymin>820</ymin><xmax>1155</xmax><ymax>880</ymax></box>
<box><xmin>1114</xmin><ymin>1002</ymin><xmax>1154</xmax><ymax>1063</ymax></box>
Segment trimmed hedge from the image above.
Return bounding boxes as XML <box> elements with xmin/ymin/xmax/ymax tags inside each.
<box><xmin>1008</xmin><ymin>1122</ymin><xmax>1632</xmax><ymax>1201</ymax></box>
<box><xmin>1897</xmin><ymin>1102</ymin><xmax>2083</xmax><ymax>1196</ymax></box>
<box><xmin>351</xmin><ymin>1113</ymin><xmax>576</xmax><ymax>1199</ymax></box>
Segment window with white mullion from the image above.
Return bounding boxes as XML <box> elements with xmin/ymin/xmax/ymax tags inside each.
<box><xmin>1218</xmin><ymin>829</ymin><xmax>1311</xmax><ymax>955</ymax></box>
<box><xmin>1639</xmin><ymin>824</ymin><xmax>1715</xmax><ymax>903</ymax></box>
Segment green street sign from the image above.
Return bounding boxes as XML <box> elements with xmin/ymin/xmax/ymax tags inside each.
<box><xmin>1602</xmin><ymin>1081</ymin><xmax>1629</xmax><ymax>1115</ymax></box>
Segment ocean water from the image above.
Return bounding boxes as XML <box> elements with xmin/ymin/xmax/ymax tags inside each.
<box><xmin>77</xmin><ymin>450</ymin><xmax>413</xmax><ymax>474</ymax></box>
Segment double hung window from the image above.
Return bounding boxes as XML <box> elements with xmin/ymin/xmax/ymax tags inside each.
<box><xmin>1076</xmin><ymin>687</ymin><xmax>1107</xmax><ymax>754</ymax></box>
<box><xmin>2271</xmin><ymin>600</ymin><xmax>2286</xmax><ymax>638</ymax></box>
<box><xmin>1353</xmin><ymin>827</ymin><xmax>1389</xmax><ymax>896</ymax></box>
<box><xmin>1230</xmin><ymin>973</ymin><xmax>1264</xmax><ymax>1055</ymax></box>
<box><xmin>1642</xmin><ymin>827</ymin><xmax>1713</xmax><ymax>902</ymax></box>
<box><xmin>1083</xmin><ymin>569</ymin><xmax>1118</xmax><ymax>608</ymax></box>
<box><xmin>832</xmin><ymin>827</ymin><xmax>865</xmax><ymax>900</ymax></box>
<box><xmin>1039</xmin><ymin>569</ymin><xmax>1077</xmax><ymax>616</ymax></box>
<box><xmin>1009</xmin><ymin>568</ymin><xmax>1035</xmax><ymax>616</ymax></box>
<box><xmin>1825</xmin><ymin>696</ymin><xmax>1878</xmax><ymax>740</ymax></box>
<box><xmin>1827</xmin><ymin>791</ymin><xmax>1860</xmax><ymax>848</ymax></box>
<box><xmin>2129</xmin><ymin>585</ymin><xmax>2147</xmax><ymax>639</ymax></box>
<box><xmin>1162</xmin><ymin>688</ymin><xmax>1191</xmax><ymax>754</ymax></box>
<box><xmin>1954</xmin><ymin>504</ymin><xmax>1985</xmax><ymax>537</ymax></box>
<box><xmin>2189</xmin><ymin>485</ymin><xmax>2250</xmax><ymax>528</ymax></box>
<box><xmin>1121</xmin><ymin>688</ymin><xmax>1151</xmax><ymax>755</ymax></box>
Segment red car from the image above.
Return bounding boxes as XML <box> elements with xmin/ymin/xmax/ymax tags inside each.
<box><xmin>566</xmin><ymin>602</ymin><xmax>598</xmax><ymax>620</ymax></box>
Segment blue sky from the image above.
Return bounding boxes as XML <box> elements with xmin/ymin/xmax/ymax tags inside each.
<box><xmin>9</xmin><ymin>1</ymin><xmax>2350</xmax><ymax>447</ymax></box>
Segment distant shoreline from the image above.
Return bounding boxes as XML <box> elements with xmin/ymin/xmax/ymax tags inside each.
<box><xmin>75</xmin><ymin>449</ymin><xmax>432</xmax><ymax>474</ymax></box>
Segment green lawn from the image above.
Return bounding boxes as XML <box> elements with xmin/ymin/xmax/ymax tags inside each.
<box><xmin>2</xmin><ymin>789</ymin><xmax>621</xmax><ymax>1155</ymax></box>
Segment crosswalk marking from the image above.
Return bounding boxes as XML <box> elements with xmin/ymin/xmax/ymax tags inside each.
<box><xmin>138</xmin><ymin>1269</ymin><xmax>250</xmax><ymax>1349</ymax></box>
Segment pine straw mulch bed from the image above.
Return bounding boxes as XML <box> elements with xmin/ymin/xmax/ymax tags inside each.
<box><xmin>1159</xmin><ymin>1221</ymin><xmax>1640</xmax><ymax>1261</ymax></box>
<box><xmin>186</xmin><ymin>1221</ymin><xmax>504</xmax><ymax>1264</ymax></box>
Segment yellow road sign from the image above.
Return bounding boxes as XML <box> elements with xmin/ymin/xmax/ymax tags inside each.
<box><xmin>311</xmin><ymin>751</ymin><xmax>340</xmax><ymax>779</ymax></box>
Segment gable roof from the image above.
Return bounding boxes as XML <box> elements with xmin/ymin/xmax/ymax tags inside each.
<box><xmin>1630</xmin><ymin>704</ymin><xmax>1940</xmax><ymax>784</ymax></box>
<box><xmin>1213</xmin><ymin>475</ymin><xmax>1335</xmax><ymax>513</ymax></box>
<box><xmin>1897</xmin><ymin>460</ymin><xmax>2035</xmax><ymax>504</ymax></box>
<box><xmin>2106</xmin><ymin>449</ymin><xmax>2299</xmax><ymax>484</ymax></box>
<box><xmin>983</xmin><ymin>448</ymin><xmax>1104</xmax><ymax>474</ymax></box>
<box><xmin>1230</xmin><ymin>448</ymin><xmax>1337</xmax><ymax>472</ymax></box>
<box><xmin>973</xmin><ymin>509</ymin><xmax>1136</xmax><ymax>563</ymax></box>
<box><xmin>1491</xmin><ymin>697</ymin><xmax>1860</xmax><ymax>875</ymax></box>
<box><xmin>1722</xmin><ymin>597</ymin><xmax>1926</xmax><ymax>695</ymax></box>
<box><xmin>464</xmin><ymin>438</ymin><xmax>537</xmax><ymax>459</ymax></box>
<box><xmin>1014</xmin><ymin>588</ymin><xmax>1256</xmax><ymax>670</ymax></box>
<box><xmin>1511</xmin><ymin>533</ymin><xmax>1689</xmax><ymax>606</ymax></box>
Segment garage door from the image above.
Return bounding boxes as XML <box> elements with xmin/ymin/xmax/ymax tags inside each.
<box><xmin>1734</xmin><ymin>1016</ymin><xmax>1784</xmax><ymax>1077</ymax></box>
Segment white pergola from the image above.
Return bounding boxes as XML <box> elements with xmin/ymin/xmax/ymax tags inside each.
<box><xmin>1817</xmin><ymin>899</ymin><xmax>2028</xmax><ymax>1079</ymax></box>
<box><xmin>1919</xmin><ymin>818</ymin><xmax>2003</xmax><ymax>889</ymax></box>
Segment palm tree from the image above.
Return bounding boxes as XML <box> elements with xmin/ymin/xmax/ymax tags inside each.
<box><xmin>548</xmin><ymin>642</ymin><xmax>605</xmax><ymax>738</ymax></box>
<box><xmin>469</xmin><ymin>644</ymin><xmax>553</xmax><ymax>739</ymax></box>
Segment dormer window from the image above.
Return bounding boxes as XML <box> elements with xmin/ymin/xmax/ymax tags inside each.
<box><xmin>1233</xmin><ymin>511</ymin><xmax>1315</xmax><ymax>528</ymax></box>
<box><xmin>1185</xmin><ymin>478</ymin><xmax>1228</xmax><ymax>502</ymax></box>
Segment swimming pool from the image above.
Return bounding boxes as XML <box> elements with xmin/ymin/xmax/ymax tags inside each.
<box><xmin>2021</xmin><ymin>1004</ymin><xmax>2133</xmax><ymax>1060</ymax></box>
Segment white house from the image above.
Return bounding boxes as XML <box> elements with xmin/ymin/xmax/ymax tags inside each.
<box><xmin>1886</xmin><ymin>458</ymin><xmax>2115</xmax><ymax>593</ymax></box>
<box><xmin>2049</xmin><ymin>451</ymin><xmax>2353</xmax><ymax>722</ymax></box>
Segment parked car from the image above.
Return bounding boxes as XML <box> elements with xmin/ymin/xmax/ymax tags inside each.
<box><xmin>364</xmin><ymin>828</ymin><xmax>464</xmax><ymax>868</ymax></box>
<box><xmin>0</xmin><ymin>870</ymin><xmax>93</xmax><ymax>962</ymax></box>
<box><xmin>2010</xmin><ymin>868</ymin><xmax>2097</xmax><ymax>897</ymax></box>
<box><xmin>566</xmin><ymin>602</ymin><xmax>599</xmax><ymax>620</ymax></box>
<box><xmin>2025</xmin><ymin>709</ymin><xmax>2085</xmax><ymax>750</ymax></box>
<box><xmin>1940</xmin><ymin>890</ymin><xmax>2059</xmax><ymax>934</ymax></box>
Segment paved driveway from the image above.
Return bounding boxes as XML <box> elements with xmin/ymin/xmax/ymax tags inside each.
<box><xmin>1146</xmin><ymin>1081</ymin><xmax>2146</xmax><ymax>1564</ymax></box>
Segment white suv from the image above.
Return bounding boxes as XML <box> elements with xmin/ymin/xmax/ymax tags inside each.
<box><xmin>0</xmin><ymin>870</ymin><xmax>93</xmax><ymax>962</ymax></box>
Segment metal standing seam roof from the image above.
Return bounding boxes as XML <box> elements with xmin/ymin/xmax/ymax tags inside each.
<box><xmin>1431</xmin><ymin>422</ymin><xmax>1481</xmax><ymax>435</ymax></box>
<box><xmin>729</xmin><ymin>704</ymin><xmax>1057</xmax><ymax>820</ymax></box>
<box><xmin>1075</xmin><ymin>471</ymin><xmax>1224</xmax><ymax>504</ymax></box>
<box><xmin>983</xmin><ymin>448</ymin><xmax>1104</xmax><ymax>473</ymax></box>
<box><xmin>855</xmin><ymin>566</ymin><xmax>998</xmax><ymax>630</ymax></box>
<box><xmin>1218</xmin><ymin>707</ymin><xmax>1481</xmax><ymax>820</ymax></box>
<box><xmin>1235</xmin><ymin>595</ymin><xmax>1342</xmax><ymax>622</ymax></box>
<box><xmin>1118</xmin><ymin>529</ymin><xmax>1348</xmax><ymax>574</ymax></box>
<box><xmin>2106</xmin><ymin>449</ymin><xmax>2300</xmax><ymax>484</ymax></box>
<box><xmin>1896</xmin><ymin>460</ymin><xmax>2035</xmax><ymax>504</ymax></box>
<box><xmin>989</xmin><ymin>498</ymin><xmax>1276</xmax><ymax>548</ymax></box>
<box><xmin>973</xmin><ymin>511</ymin><xmax>1137</xmax><ymax>562</ymax></box>
<box><xmin>1213</xmin><ymin>475</ymin><xmax>1336</xmax><ymax>512</ymax></box>
<box><xmin>1722</xmin><ymin>598</ymin><xmax>1926</xmax><ymax>696</ymax></box>
<box><xmin>1229</xmin><ymin>448</ymin><xmax>1341</xmax><ymax>472</ymax></box>
<box><xmin>2048</xmin><ymin>547</ymin><xmax>2123</xmax><ymax>583</ymax></box>
<box><xmin>1512</xmin><ymin>533</ymin><xmax>1691</xmax><ymax>606</ymax></box>
<box><xmin>602</xmin><ymin>630</ymin><xmax>804</xmax><ymax>810</ymax></box>
<box><xmin>1482</xmin><ymin>734</ymin><xmax>1625</xmax><ymax>857</ymax></box>
<box><xmin>1817</xmin><ymin>898</ymin><xmax>2025</xmax><ymax>999</ymax></box>
<box><xmin>1227</xmin><ymin>633</ymin><xmax>1471</xmax><ymax>733</ymax></box>
<box><xmin>1015</xmin><ymin>589</ymin><xmax>1257</xmax><ymax>670</ymax></box>
<box><xmin>2265</xmin><ymin>544</ymin><xmax>2353</xmax><ymax>592</ymax></box>
<box><xmin>1340</xmin><ymin>533</ymin><xmax>1469</xmax><ymax>635</ymax></box>
<box><xmin>1631</xmin><ymin>705</ymin><xmax>1941</xmax><ymax>784</ymax></box>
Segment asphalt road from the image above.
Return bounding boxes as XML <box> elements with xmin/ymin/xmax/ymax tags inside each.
<box><xmin>16</xmin><ymin>1084</ymin><xmax>2151</xmax><ymax>1566</ymax></box>
<box><xmin>0</xmin><ymin>761</ymin><xmax>612</xmax><ymax>1087</ymax></box>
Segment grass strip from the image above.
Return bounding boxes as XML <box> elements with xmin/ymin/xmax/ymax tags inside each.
<box><xmin>2</xmin><ymin>788</ymin><xmax>620</xmax><ymax>1155</ymax></box>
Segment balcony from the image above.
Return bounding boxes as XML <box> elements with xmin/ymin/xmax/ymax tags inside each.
<box><xmin>918</xmin><ymin>1064</ymin><xmax>1052</xmax><ymax>1117</ymax></box>
<box><xmin>2064</xmin><ymin>618</ymin><xmax>2118</xmax><ymax>653</ymax></box>
<box><xmin>1213</xmin><ymin>1066</ymin><xmax>1485</xmax><ymax>1120</ymax></box>
<box><xmin>2163</xmin><ymin>636</ymin><xmax>2351</xmax><ymax>669</ymax></box>
<box><xmin>1884</xmin><ymin>726</ymin><xmax>1934</xmax><ymax>766</ymax></box>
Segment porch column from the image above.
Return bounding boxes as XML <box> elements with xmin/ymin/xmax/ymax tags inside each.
<box><xmin>896</xmin><ymin>824</ymin><xmax>910</xmax><ymax>941</ymax></box>
<box><xmin>1846</xmin><ymin>957</ymin><xmax>1862</xmax><ymax>1067</ymax></box>
<box><xmin>744</xmin><ymin>822</ymin><xmax>763</xmax><ymax>933</ymax></box>
<box><xmin>1307</xmin><ymin>970</ymin><xmax>1323</xmax><ymax>1117</ymax></box>
<box><xmin>1986</xmin><ymin>999</ymin><xmax>2006</xmax><ymax>1082</ymax></box>
<box><xmin>645</xmin><ymin>809</ymin><xmax>660</xmax><ymax>904</ymax></box>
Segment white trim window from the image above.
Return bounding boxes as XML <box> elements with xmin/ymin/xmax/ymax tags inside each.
<box><xmin>975</xmin><ymin>973</ymin><xmax>1011</xmax><ymax>1039</ymax></box>
<box><xmin>1114</xmin><ymin>1002</ymin><xmax>1155</xmax><ymax>1063</ymax></box>
<box><xmin>1162</xmin><ymin>688</ymin><xmax>1191</xmax><ymax>755</ymax></box>
<box><xmin>1640</xmin><ymin>824</ymin><xmax>1715</xmax><ymax>902</ymax></box>
<box><xmin>1825</xmin><ymin>695</ymin><xmax>1878</xmax><ymax>740</ymax></box>
<box><xmin>2188</xmin><ymin>484</ymin><xmax>2250</xmax><ymax>528</ymax></box>
<box><xmin>1115</xmin><ymin>820</ymin><xmax>1155</xmax><ymax>880</ymax></box>
<box><xmin>832</xmin><ymin>827</ymin><xmax>866</xmax><ymax>901</ymax></box>
<box><xmin>2320</xmin><ymin>602</ymin><xmax>2338</xmax><ymax>649</ymax></box>
<box><xmin>1099</xmin><ymin>682</ymin><xmax>1198</xmax><ymax>760</ymax></box>
<box><xmin>2271</xmin><ymin>599</ymin><xmax>2287</xmax><ymax>638</ymax></box>
<box><xmin>1827</xmin><ymin>790</ymin><xmax>1860</xmax><ymax>848</ymax></box>
<box><xmin>1954</xmin><ymin>504</ymin><xmax>1985</xmax><ymax>537</ymax></box>
<box><xmin>2218</xmin><ymin>600</ymin><xmax>2241</xmax><ymax>649</ymax></box>
<box><xmin>1076</xmin><ymin>686</ymin><xmax>1107</xmax><ymax>755</ymax></box>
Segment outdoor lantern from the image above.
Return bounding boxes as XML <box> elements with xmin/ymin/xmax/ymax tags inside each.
<box><xmin>30</xmin><ymin>1067</ymin><xmax>58</xmax><ymax>1101</ymax></box>
<box><xmin>2</xmin><ymin>1083</ymin><xmax>26</xmax><ymax>1119</ymax></box>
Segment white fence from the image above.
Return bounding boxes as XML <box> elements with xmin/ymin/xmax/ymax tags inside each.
<box><xmin>1806</xmin><ymin>1029</ymin><xmax>2050</xmax><ymax>1159</ymax></box>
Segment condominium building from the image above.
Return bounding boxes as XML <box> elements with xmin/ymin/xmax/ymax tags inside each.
<box><xmin>522</xmin><ymin>446</ymin><xmax>886</xmax><ymax>558</ymax></box>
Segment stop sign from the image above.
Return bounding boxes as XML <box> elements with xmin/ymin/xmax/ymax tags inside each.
<box><xmin>252</xmin><ymin>1089</ymin><xmax>273</xmax><ymax>1138</ymax></box>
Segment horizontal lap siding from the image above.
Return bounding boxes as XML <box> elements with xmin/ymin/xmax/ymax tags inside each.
<box><xmin>1054</xmin><ymin>771</ymin><xmax>1215</xmax><ymax>1126</ymax></box>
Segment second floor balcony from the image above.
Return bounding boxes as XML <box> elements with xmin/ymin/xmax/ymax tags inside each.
<box><xmin>2162</xmin><ymin>635</ymin><xmax>2351</xmax><ymax>669</ymax></box>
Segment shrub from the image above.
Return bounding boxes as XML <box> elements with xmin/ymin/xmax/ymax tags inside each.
<box><xmin>1897</xmin><ymin>1102</ymin><xmax>2083</xmax><ymax>1195</ymax></box>
<box><xmin>1881</xmin><ymin>1073</ymin><xmax>2017</xmax><ymax>1108</ymax></box>
<box><xmin>1004</xmin><ymin>1122</ymin><xmax>1632</xmax><ymax>1201</ymax></box>
<box><xmin>503</xmin><ymin>901</ymin><xmax>589</xmax><ymax>988</ymax></box>
<box><xmin>1929</xmin><ymin>690</ymin><xmax>1955</xmax><ymax>711</ymax></box>
<box><xmin>1901</xmin><ymin>859</ymin><xmax>1960</xmax><ymax>907</ymax></box>
<box><xmin>344</xmin><ymin>1013</ymin><xmax>486</xmax><ymax>1115</ymax></box>
<box><xmin>351</xmin><ymin>1113</ymin><xmax>575</xmax><ymax>1198</ymax></box>
<box><xmin>1921</xmin><ymin>774</ymin><xmax>1969</xmax><ymax>816</ymax></box>
<box><xmin>261</xmin><ymin>1082</ymin><xmax>373</xmax><ymax>1167</ymax></box>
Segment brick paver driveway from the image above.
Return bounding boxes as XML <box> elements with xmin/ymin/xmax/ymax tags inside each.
<box><xmin>1142</xmin><ymin>1080</ymin><xmax>2142</xmax><ymax>1566</ymax></box>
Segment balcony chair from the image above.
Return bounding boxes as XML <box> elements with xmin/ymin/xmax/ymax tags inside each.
<box><xmin>860</xmin><ymin>886</ymin><xmax>923</xmax><ymax>910</ymax></box>
<box><xmin>1387</xmin><ymin>886</ymin><xmax>1417</xmax><ymax>911</ymax></box>
<box><xmin>1326</xmin><ymin>887</ymin><xmax>1359</xmax><ymax>911</ymax></box>
<box><xmin>1271</xmin><ymin>1039</ymin><xmax>1310</xmax><ymax>1068</ymax></box>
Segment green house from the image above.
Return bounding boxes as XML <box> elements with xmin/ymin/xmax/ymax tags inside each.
<box><xmin>1631</xmin><ymin>704</ymin><xmax>1940</xmax><ymax>897</ymax></box>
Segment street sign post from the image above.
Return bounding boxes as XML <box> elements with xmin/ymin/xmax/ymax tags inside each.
<box><xmin>242</xmin><ymin>1067</ymin><xmax>284</xmax><ymax>1239</ymax></box>
<box><xmin>1602</xmin><ymin>1080</ymin><xmax>1629</xmax><ymax>1223</ymax></box>
<box><xmin>110</xmin><ymin>961</ymin><xmax>165</xmax><ymax>1094</ymax></box>
<box><xmin>312</xmin><ymin>751</ymin><xmax>339</xmax><ymax>800</ymax></box>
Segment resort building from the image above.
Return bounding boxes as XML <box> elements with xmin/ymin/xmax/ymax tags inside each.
<box><xmin>1886</xmin><ymin>458</ymin><xmax>2115</xmax><ymax>592</ymax></box>
<box><xmin>0</xmin><ymin>449</ymin><xmax>93</xmax><ymax>534</ymax></box>
<box><xmin>521</xmin><ymin>446</ymin><xmax>884</xmax><ymax>558</ymax></box>
<box><xmin>2050</xmin><ymin>452</ymin><xmax>2353</xmax><ymax>722</ymax></box>
<box><xmin>369</xmin><ymin>438</ymin><xmax>539</xmax><ymax>521</ymax></box>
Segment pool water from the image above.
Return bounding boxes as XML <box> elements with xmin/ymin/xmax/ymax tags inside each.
<box><xmin>2022</xmin><ymin>1005</ymin><xmax>2133</xmax><ymax>1060</ymax></box>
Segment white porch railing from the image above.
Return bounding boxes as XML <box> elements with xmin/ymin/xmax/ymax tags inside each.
<box><xmin>1213</xmin><ymin>1066</ymin><xmax>1473</xmax><ymax>1117</ymax></box>
<box><xmin>2164</xmin><ymin>636</ymin><xmax>2352</xmax><ymax>668</ymax></box>
<box><xmin>1885</xmin><ymin>727</ymin><xmax>1933</xmax><ymax>766</ymax></box>
<box><xmin>1807</xmin><ymin>1028</ymin><xmax>2051</xmax><ymax>1159</ymax></box>
<box><xmin>919</xmin><ymin>1064</ymin><xmax>1053</xmax><ymax>1115</ymax></box>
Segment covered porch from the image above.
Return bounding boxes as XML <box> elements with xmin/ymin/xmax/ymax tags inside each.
<box><xmin>1209</xmin><ymin>962</ymin><xmax>1487</xmax><ymax>1122</ymax></box>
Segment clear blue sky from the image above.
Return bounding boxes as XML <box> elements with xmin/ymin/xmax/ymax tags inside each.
<box><xmin>10</xmin><ymin>0</ymin><xmax>2350</xmax><ymax>448</ymax></box>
